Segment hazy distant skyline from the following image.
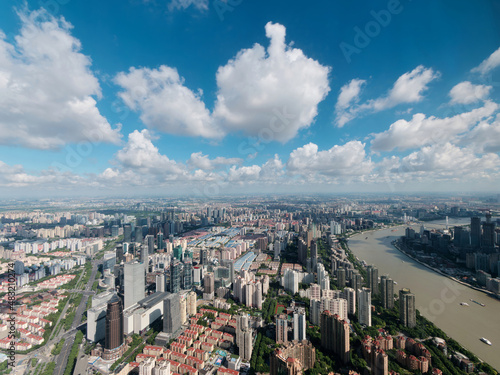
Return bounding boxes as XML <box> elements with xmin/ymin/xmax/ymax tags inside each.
<box><xmin>1</xmin><ymin>0</ymin><xmax>500</xmax><ymax>197</ymax></box>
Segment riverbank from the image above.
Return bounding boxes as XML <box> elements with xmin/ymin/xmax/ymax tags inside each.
<box><xmin>391</xmin><ymin>240</ymin><xmax>499</xmax><ymax>300</ymax></box>
<box><xmin>347</xmin><ymin>226</ymin><xmax>499</xmax><ymax>371</ymax></box>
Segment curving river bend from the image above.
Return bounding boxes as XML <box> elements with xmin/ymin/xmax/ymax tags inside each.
<box><xmin>348</xmin><ymin>218</ymin><xmax>499</xmax><ymax>370</ymax></box>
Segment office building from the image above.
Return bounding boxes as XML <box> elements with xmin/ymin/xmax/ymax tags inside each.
<box><xmin>103</xmin><ymin>295</ymin><xmax>125</xmax><ymax>361</ymax></box>
<box><xmin>182</xmin><ymin>260</ymin><xmax>193</xmax><ymax>290</ymax></box>
<box><xmin>471</xmin><ymin>216</ymin><xmax>482</xmax><ymax>248</ymax></box>
<box><xmin>358</xmin><ymin>287</ymin><xmax>372</xmax><ymax>327</ymax></box>
<box><xmin>399</xmin><ymin>288</ymin><xmax>416</xmax><ymax>328</ymax></box>
<box><xmin>169</xmin><ymin>260</ymin><xmax>182</xmax><ymax>294</ymax></box>
<box><xmin>204</xmin><ymin>272</ymin><xmax>215</xmax><ymax>300</ymax></box>
<box><xmin>124</xmin><ymin>262</ymin><xmax>145</xmax><ymax>310</ymax></box>
<box><xmin>163</xmin><ymin>293</ymin><xmax>181</xmax><ymax>334</ymax></box>
<box><xmin>380</xmin><ymin>275</ymin><xmax>394</xmax><ymax>309</ymax></box>
<box><xmin>156</xmin><ymin>273</ymin><xmax>165</xmax><ymax>292</ymax></box>
<box><xmin>298</xmin><ymin>237</ymin><xmax>307</xmax><ymax>266</ymax></box>
<box><xmin>123</xmin><ymin>224</ymin><xmax>132</xmax><ymax>243</ymax></box>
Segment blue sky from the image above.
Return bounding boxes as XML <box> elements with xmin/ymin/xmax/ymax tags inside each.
<box><xmin>0</xmin><ymin>0</ymin><xmax>500</xmax><ymax>197</ymax></box>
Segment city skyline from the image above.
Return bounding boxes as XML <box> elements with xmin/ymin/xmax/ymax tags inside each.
<box><xmin>0</xmin><ymin>1</ymin><xmax>500</xmax><ymax>197</ymax></box>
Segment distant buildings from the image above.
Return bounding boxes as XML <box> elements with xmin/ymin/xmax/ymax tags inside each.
<box><xmin>399</xmin><ymin>288</ymin><xmax>416</xmax><ymax>328</ymax></box>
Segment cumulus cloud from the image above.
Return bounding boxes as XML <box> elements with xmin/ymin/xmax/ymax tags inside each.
<box><xmin>0</xmin><ymin>8</ymin><xmax>121</xmax><ymax>149</ymax></box>
<box><xmin>335</xmin><ymin>66</ymin><xmax>439</xmax><ymax>127</ymax></box>
<box><xmin>115</xmin><ymin>66</ymin><xmax>220</xmax><ymax>139</ymax></box>
<box><xmin>0</xmin><ymin>160</ymin><xmax>86</xmax><ymax>188</ymax></box>
<box><xmin>115</xmin><ymin>129</ymin><xmax>186</xmax><ymax>176</ymax></box>
<box><xmin>397</xmin><ymin>143</ymin><xmax>499</xmax><ymax>174</ymax></box>
<box><xmin>461</xmin><ymin>114</ymin><xmax>500</xmax><ymax>153</ymax></box>
<box><xmin>335</xmin><ymin>79</ymin><xmax>366</xmax><ymax>127</ymax></box>
<box><xmin>449</xmin><ymin>81</ymin><xmax>492</xmax><ymax>104</ymax></box>
<box><xmin>187</xmin><ymin>152</ymin><xmax>242</xmax><ymax>170</ymax></box>
<box><xmin>287</xmin><ymin>141</ymin><xmax>373</xmax><ymax>177</ymax></box>
<box><xmin>370</xmin><ymin>100</ymin><xmax>498</xmax><ymax>152</ymax></box>
<box><xmin>213</xmin><ymin>22</ymin><xmax>331</xmax><ymax>142</ymax></box>
<box><xmin>471</xmin><ymin>46</ymin><xmax>500</xmax><ymax>76</ymax></box>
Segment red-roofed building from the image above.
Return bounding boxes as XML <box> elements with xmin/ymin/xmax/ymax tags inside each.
<box><xmin>144</xmin><ymin>345</ymin><xmax>164</xmax><ymax>358</ymax></box>
<box><xmin>171</xmin><ymin>341</ymin><xmax>187</xmax><ymax>354</ymax></box>
<box><xmin>186</xmin><ymin>355</ymin><xmax>204</xmax><ymax>370</ymax></box>
<box><xmin>217</xmin><ymin>368</ymin><xmax>239</xmax><ymax>375</ymax></box>
<box><xmin>178</xmin><ymin>363</ymin><xmax>198</xmax><ymax>375</ymax></box>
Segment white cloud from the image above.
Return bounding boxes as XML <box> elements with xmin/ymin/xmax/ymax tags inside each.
<box><xmin>461</xmin><ymin>114</ymin><xmax>500</xmax><ymax>153</ymax></box>
<box><xmin>371</xmin><ymin>101</ymin><xmax>499</xmax><ymax>152</ymax></box>
<box><xmin>187</xmin><ymin>152</ymin><xmax>242</xmax><ymax>170</ymax></box>
<box><xmin>115</xmin><ymin>66</ymin><xmax>220</xmax><ymax>139</ymax></box>
<box><xmin>227</xmin><ymin>165</ymin><xmax>262</xmax><ymax>182</ymax></box>
<box><xmin>168</xmin><ymin>0</ymin><xmax>208</xmax><ymax>11</ymax></box>
<box><xmin>0</xmin><ymin>8</ymin><xmax>121</xmax><ymax>149</ymax></box>
<box><xmin>449</xmin><ymin>81</ymin><xmax>492</xmax><ymax>104</ymax></box>
<box><xmin>213</xmin><ymin>22</ymin><xmax>331</xmax><ymax>142</ymax></box>
<box><xmin>335</xmin><ymin>79</ymin><xmax>366</xmax><ymax>127</ymax></box>
<box><xmin>115</xmin><ymin>129</ymin><xmax>186</xmax><ymax>176</ymax></box>
<box><xmin>335</xmin><ymin>66</ymin><xmax>439</xmax><ymax>127</ymax></box>
<box><xmin>287</xmin><ymin>141</ymin><xmax>373</xmax><ymax>177</ymax></box>
<box><xmin>397</xmin><ymin>143</ymin><xmax>499</xmax><ymax>174</ymax></box>
<box><xmin>471</xmin><ymin>46</ymin><xmax>500</xmax><ymax>76</ymax></box>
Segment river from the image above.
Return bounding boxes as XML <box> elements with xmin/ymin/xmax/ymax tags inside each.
<box><xmin>348</xmin><ymin>218</ymin><xmax>499</xmax><ymax>370</ymax></box>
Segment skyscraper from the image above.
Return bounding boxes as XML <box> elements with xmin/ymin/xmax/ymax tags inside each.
<box><xmin>163</xmin><ymin>293</ymin><xmax>181</xmax><ymax>334</ymax></box>
<box><xmin>358</xmin><ymin>287</ymin><xmax>372</xmax><ymax>327</ymax></box>
<box><xmin>311</xmin><ymin>240</ymin><xmax>318</xmax><ymax>272</ymax></box>
<box><xmin>187</xmin><ymin>291</ymin><xmax>197</xmax><ymax>316</ymax></box>
<box><xmin>169</xmin><ymin>260</ymin><xmax>182</xmax><ymax>293</ymax></box>
<box><xmin>343</xmin><ymin>287</ymin><xmax>356</xmax><ymax>315</ymax></box>
<box><xmin>367</xmin><ymin>265</ymin><xmax>379</xmax><ymax>295</ymax></box>
<box><xmin>298</xmin><ymin>237</ymin><xmax>307</xmax><ymax>266</ymax></box>
<box><xmin>182</xmin><ymin>259</ymin><xmax>192</xmax><ymax>290</ymax></box>
<box><xmin>204</xmin><ymin>272</ymin><xmax>215</xmax><ymax>299</ymax></box>
<box><xmin>103</xmin><ymin>294</ymin><xmax>125</xmax><ymax>361</ymax></box>
<box><xmin>293</xmin><ymin>308</ymin><xmax>306</xmax><ymax>341</ymax></box>
<box><xmin>471</xmin><ymin>216</ymin><xmax>482</xmax><ymax>248</ymax></box>
<box><xmin>482</xmin><ymin>213</ymin><xmax>496</xmax><ymax>249</ymax></box>
<box><xmin>124</xmin><ymin>262</ymin><xmax>145</xmax><ymax>309</ymax></box>
<box><xmin>380</xmin><ymin>275</ymin><xmax>394</xmax><ymax>309</ymax></box>
<box><xmin>123</xmin><ymin>224</ymin><xmax>132</xmax><ymax>243</ymax></box>
<box><xmin>399</xmin><ymin>288</ymin><xmax>416</xmax><ymax>328</ymax></box>
<box><xmin>351</xmin><ymin>271</ymin><xmax>362</xmax><ymax>292</ymax></box>
<box><xmin>276</xmin><ymin>314</ymin><xmax>288</xmax><ymax>343</ymax></box>
<box><xmin>337</xmin><ymin>268</ymin><xmax>346</xmax><ymax>289</ymax></box>
<box><xmin>320</xmin><ymin>310</ymin><xmax>350</xmax><ymax>364</ymax></box>
<box><xmin>105</xmin><ymin>295</ymin><xmax>123</xmax><ymax>350</ymax></box>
